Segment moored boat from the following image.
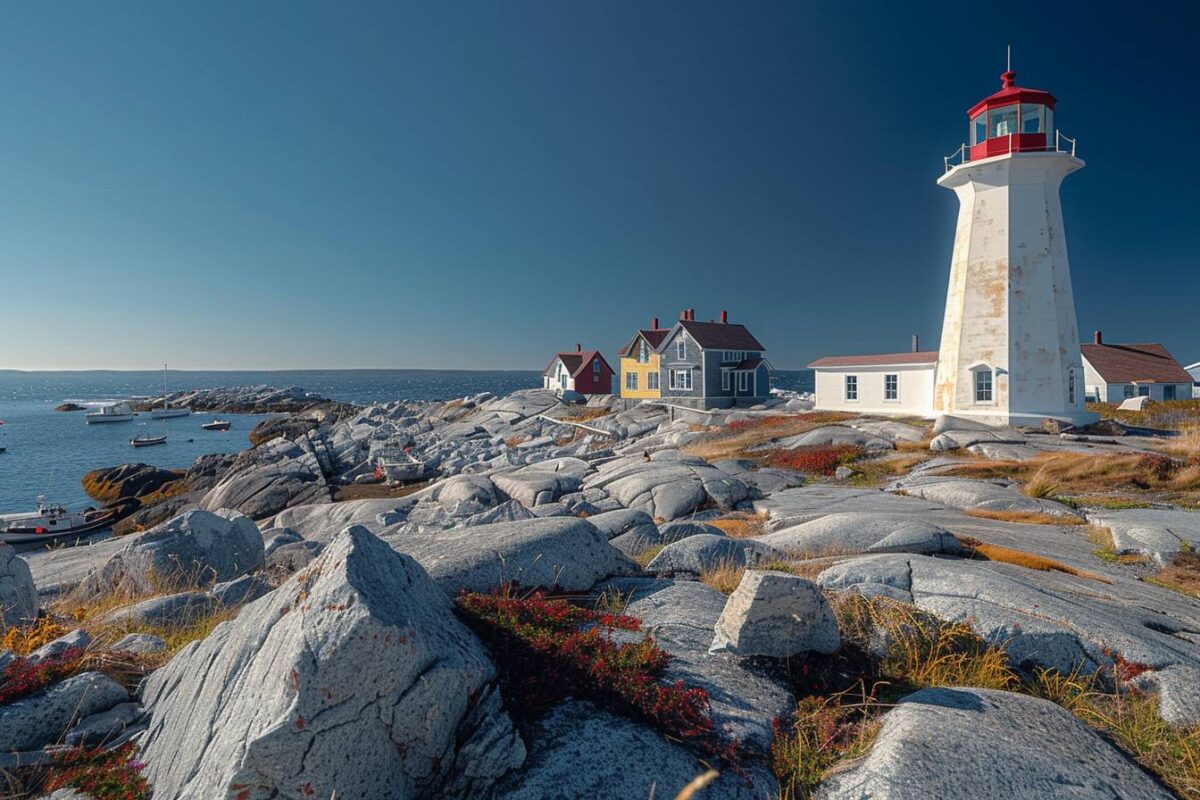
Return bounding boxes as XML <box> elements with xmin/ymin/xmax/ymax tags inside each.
<box><xmin>201</xmin><ymin>419</ymin><xmax>232</xmax><ymax>431</ymax></box>
<box><xmin>131</xmin><ymin>434</ymin><xmax>168</xmax><ymax>447</ymax></box>
<box><xmin>85</xmin><ymin>402</ymin><xmax>136</xmax><ymax>424</ymax></box>
<box><xmin>150</xmin><ymin>364</ymin><xmax>191</xmax><ymax>418</ymax></box>
<box><xmin>0</xmin><ymin>497</ymin><xmax>116</xmax><ymax>544</ymax></box>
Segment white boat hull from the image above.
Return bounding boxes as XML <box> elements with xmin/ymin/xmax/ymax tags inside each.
<box><xmin>150</xmin><ymin>408</ymin><xmax>191</xmax><ymax>419</ymax></box>
<box><xmin>86</xmin><ymin>414</ymin><xmax>136</xmax><ymax>424</ymax></box>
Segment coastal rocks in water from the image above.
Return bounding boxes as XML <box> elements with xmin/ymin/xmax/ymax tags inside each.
<box><xmin>394</xmin><ymin>518</ymin><xmax>636</xmax><ymax>594</ymax></box>
<box><xmin>493</xmin><ymin>700</ymin><xmax>770</xmax><ymax>800</ymax></box>
<box><xmin>76</xmin><ymin>509</ymin><xmax>264</xmax><ymax>601</ymax></box>
<box><xmin>140</xmin><ymin>385</ymin><xmax>335</xmax><ymax>415</ymax></box>
<box><xmin>0</xmin><ymin>544</ymin><xmax>38</xmax><ymax>626</ymax></box>
<box><xmin>710</xmin><ymin>571</ymin><xmax>840</xmax><ymax>658</ymax></box>
<box><xmin>0</xmin><ymin>671</ymin><xmax>129</xmax><ymax>752</ymax></box>
<box><xmin>645</xmin><ymin>534</ymin><xmax>781</xmax><ymax>577</ymax></box>
<box><xmin>200</xmin><ymin>436</ymin><xmax>330</xmax><ymax>519</ymax></box>
<box><xmin>138</xmin><ymin>526</ymin><xmax>525</xmax><ymax>800</ymax></box>
<box><xmin>55</xmin><ymin>402</ymin><xmax>86</xmax><ymax>412</ymax></box>
<box><xmin>818</xmin><ymin>687</ymin><xmax>1174</xmax><ymax>800</ymax></box>
<box><xmin>81</xmin><ymin>463</ymin><xmax>184</xmax><ymax>504</ymax></box>
<box><xmin>248</xmin><ymin>414</ymin><xmax>320</xmax><ymax>447</ymax></box>
<box><xmin>582</xmin><ymin>450</ymin><xmax>750</xmax><ymax>521</ymax></box>
<box><xmin>757</xmin><ymin>513</ymin><xmax>963</xmax><ymax>557</ymax></box>
<box><xmin>886</xmin><ymin>475</ymin><xmax>1080</xmax><ymax>519</ymax></box>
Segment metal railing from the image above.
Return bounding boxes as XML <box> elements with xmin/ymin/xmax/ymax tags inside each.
<box><xmin>943</xmin><ymin>131</ymin><xmax>1078</xmax><ymax>173</ymax></box>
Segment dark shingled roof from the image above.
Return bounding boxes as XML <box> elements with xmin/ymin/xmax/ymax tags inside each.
<box><xmin>543</xmin><ymin>350</ymin><xmax>610</xmax><ymax>378</ymax></box>
<box><xmin>620</xmin><ymin>329</ymin><xmax>670</xmax><ymax>357</ymax></box>
<box><xmin>678</xmin><ymin>320</ymin><xmax>765</xmax><ymax>351</ymax></box>
<box><xmin>808</xmin><ymin>351</ymin><xmax>939</xmax><ymax>368</ymax></box>
<box><xmin>733</xmin><ymin>356</ymin><xmax>768</xmax><ymax>371</ymax></box>
<box><xmin>1081</xmin><ymin>343</ymin><xmax>1193</xmax><ymax>384</ymax></box>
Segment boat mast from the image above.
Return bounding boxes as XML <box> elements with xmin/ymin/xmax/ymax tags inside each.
<box><xmin>163</xmin><ymin>363</ymin><xmax>168</xmax><ymax>410</ymax></box>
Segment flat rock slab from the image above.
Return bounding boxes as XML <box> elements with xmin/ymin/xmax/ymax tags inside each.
<box><xmin>754</xmin><ymin>486</ymin><xmax>945</xmax><ymax>532</ymax></box>
<box><xmin>582</xmin><ymin>450</ymin><xmax>750</xmax><ymax>521</ymax></box>
<box><xmin>846</xmin><ymin>419</ymin><xmax>928</xmax><ymax>443</ymax></box>
<box><xmin>1087</xmin><ymin>507</ymin><xmax>1200</xmax><ymax>563</ymax></box>
<box><xmin>617</xmin><ymin>578</ymin><xmax>795</xmax><ymax>748</ymax></box>
<box><xmin>757</xmin><ymin>513</ymin><xmax>962</xmax><ymax>558</ymax></box>
<box><xmin>21</xmin><ymin>534</ymin><xmax>130</xmax><ymax>598</ymax></box>
<box><xmin>766</xmin><ymin>426</ymin><xmax>893</xmax><ymax>451</ymax></box>
<box><xmin>267</xmin><ymin>498</ymin><xmax>406</xmax><ymax>540</ymax></box>
<box><xmin>493</xmin><ymin>700</ymin><xmax>773</xmax><ymax>800</ymax></box>
<box><xmin>645</xmin><ymin>534</ymin><xmax>782</xmax><ymax>576</ymax></box>
<box><xmin>818</xmin><ymin>553</ymin><xmax>1200</xmax><ymax>699</ymax></box>
<box><xmin>886</xmin><ymin>475</ymin><xmax>1079</xmax><ymax>518</ymax></box>
<box><xmin>390</xmin><ymin>517</ymin><xmax>636</xmax><ymax>594</ymax></box>
<box><xmin>817</xmin><ymin>687</ymin><xmax>1174</xmax><ymax>800</ymax></box>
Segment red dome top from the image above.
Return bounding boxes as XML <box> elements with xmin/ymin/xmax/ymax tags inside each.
<box><xmin>968</xmin><ymin>70</ymin><xmax>1056</xmax><ymax>117</ymax></box>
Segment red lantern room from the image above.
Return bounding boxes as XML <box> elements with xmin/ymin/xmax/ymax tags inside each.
<box><xmin>967</xmin><ymin>70</ymin><xmax>1056</xmax><ymax>160</ymax></box>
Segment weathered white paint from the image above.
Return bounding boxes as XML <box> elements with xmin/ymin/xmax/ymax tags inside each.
<box><xmin>542</xmin><ymin>358</ymin><xmax>574</xmax><ymax>391</ymax></box>
<box><xmin>814</xmin><ymin>364</ymin><xmax>936</xmax><ymax>417</ymax></box>
<box><xmin>933</xmin><ymin>152</ymin><xmax>1094</xmax><ymax>426</ymax></box>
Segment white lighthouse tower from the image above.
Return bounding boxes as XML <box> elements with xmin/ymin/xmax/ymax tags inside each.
<box><xmin>932</xmin><ymin>66</ymin><xmax>1093</xmax><ymax>426</ymax></box>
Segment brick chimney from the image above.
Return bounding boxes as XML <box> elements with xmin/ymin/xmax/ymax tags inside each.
<box><xmin>575</xmin><ymin>343</ymin><xmax>581</xmax><ymax>352</ymax></box>
<box><xmin>651</xmin><ymin>317</ymin><xmax>659</xmax><ymax>330</ymax></box>
<box><xmin>688</xmin><ymin>308</ymin><xmax>695</xmax><ymax>321</ymax></box>
<box><xmin>911</xmin><ymin>334</ymin><xmax>919</xmax><ymax>352</ymax></box>
<box><xmin>1094</xmin><ymin>330</ymin><xmax>1103</xmax><ymax>345</ymax></box>
<box><xmin>720</xmin><ymin>310</ymin><xmax>728</xmax><ymax>324</ymax></box>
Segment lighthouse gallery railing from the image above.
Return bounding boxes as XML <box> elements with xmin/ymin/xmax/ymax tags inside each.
<box><xmin>943</xmin><ymin>130</ymin><xmax>1077</xmax><ymax>173</ymax></box>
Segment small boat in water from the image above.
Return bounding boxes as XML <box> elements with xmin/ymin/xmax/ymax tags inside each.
<box><xmin>150</xmin><ymin>364</ymin><xmax>191</xmax><ymax>418</ymax></box>
<box><xmin>201</xmin><ymin>419</ymin><xmax>232</xmax><ymax>431</ymax></box>
<box><xmin>0</xmin><ymin>497</ymin><xmax>117</xmax><ymax>545</ymax></box>
<box><xmin>131</xmin><ymin>434</ymin><xmax>168</xmax><ymax>447</ymax></box>
<box><xmin>86</xmin><ymin>402</ymin><xmax>136</xmax><ymax>424</ymax></box>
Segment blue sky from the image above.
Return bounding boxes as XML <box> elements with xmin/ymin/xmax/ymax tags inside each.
<box><xmin>1</xmin><ymin>1</ymin><xmax>1196</xmax><ymax>370</ymax></box>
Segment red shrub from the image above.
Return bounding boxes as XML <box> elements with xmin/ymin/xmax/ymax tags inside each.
<box><xmin>725</xmin><ymin>415</ymin><xmax>802</xmax><ymax>433</ymax></box>
<box><xmin>45</xmin><ymin>742</ymin><xmax>149</xmax><ymax>800</ymax></box>
<box><xmin>764</xmin><ymin>444</ymin><xmax>865</xmax><ymax>475</ymax></box>
<box><xmin>0</xmin><ymin>647</ymin><xmax>87</xmax><ymax>705</ymax></box>
<box><xmin>456</xmin><ymin>587</ymin><xmax>741</xmax><ymax>766</ymax></box>
<box><xmin>1137</xmin><ymin>454</ymin><xmax>1182</xmax><ymax>482</ymax></box>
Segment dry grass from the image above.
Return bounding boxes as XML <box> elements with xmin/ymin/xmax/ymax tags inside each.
<box><xmin>848</xmin><ymin>451</ymin><xmax>936</xmax><ymax>484</ymax></box>
<box><xmin>1087</xmin><ymin>525</ymin><xmax>1152</xmax><ymax>565</ymax></box>
<box><xmin>959</xmin><ymin>536</ymin><xmax>1111</xmax><ymax>583</ymax></box>
<box><xmin>1144</xmin><ymin>550</ymin><xmax>1200</xmax><ymax>600</ymax></box>
<box><xmin>563</xmin><ymin>406</ymin><xmax>615</xmax><ymax>423</ymax></box>
<box><xmin>682</xmin><ymin>412</ymin><xmax>856</xmax><ymax>463</ymax></box>
<box><xmin>0</xmin><ymin>616</ymin><xmax>70</xmax><ymax>655</ymax></box>
<box><xmin>697</xmin><ymin>558</ymin><xmax>746</xmax><ymax>595</ymax></box>
<box><xmin>707</xmin><ymin>512</ymin><xmax>768</xmax><ymax>539</ymax></box>
<box><xmin>333</xmin><ymin>479</ymin><xmax>432</xmax><ymax>501</ymax></box>
<box><xmin>1089</xmin><ymin>399</ymin><xmax>1200</xmax><ymax>431</ymax></box>
<box><xmin>632</xmin><ymin>544</ymin><xmax>666</xmax><ymax>570</ymax></box>
<box><xmin>772</xmin><ymin>688</ymin><xmax>883</xmax><ymax>800</ymax></box>
<box><xmin>964</xmin><ymin>508</ymin><xmax>1084</xmax><ymax>526</ymax></box>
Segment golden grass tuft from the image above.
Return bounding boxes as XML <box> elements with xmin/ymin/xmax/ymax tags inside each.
<box><xmin>707</xmin><ymin>513</ymin><xmax>768</xmax><ymax>539</ymax></box>
<box><xmin>0</xmin><ymin>616</ymin><xmax>71</xmax><ymax>656</ymax></box>
<box><xmin>632</xmin><ymin>544</ymin><xmax>666</xmax><ymax>570</ymax></box>
<box><xmin>682</xmin><ymin>412</ymin><xmax>857</xmax><ymax>463</ymax></box>
<box><xmin>963</xmin><ymin>508</ymin><xmax>1084</xmax><ymax>526</ymax></box>
<box><xmin>697</xmin><ymin>558</ymin><xmax>746</xmax><ymax>595</ymax></box>
<box><xmin>1143</xmin><ymin>550</ymin><xmax>1200</xmax><ymax>600</ymax></box>
<box><xmin>959</xmin><ymin>536</ymin><xmax>1112</xmax><ymax>583</ymax></box>
<box><xmin>771</xmin><ymin>688</ymin><xmax>883</xmax><ymax>800</ymax></box>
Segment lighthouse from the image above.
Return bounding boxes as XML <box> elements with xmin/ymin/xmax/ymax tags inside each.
<box><xmin>932</xmin><ymin>66</ymin><xmax>1093</xmax><ymax>426</ymax></box>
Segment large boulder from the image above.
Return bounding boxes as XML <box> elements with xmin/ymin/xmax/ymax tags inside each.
<box><xmin>768</xmin><ymin>426</ymin><xmax>893</xmax><ymax>451</ymax></box>
<box><xmin>710</xmin><ymin>571</ymin><xmax>839</xmax><ymax>658</ymax></box>
<box><xmin>268</xmin><ymin>498</ymin><xmax>408</xmax><ymax>541</ymax></box>
<box><xmin>200</xmin><ymin>437</ymin><xmax>330</xmax><ymax>520</ymax></box>
<box><xmin>138</xmin><ymin>526</ymin><xmax>525</xmax><ymax>800</ymax></box>
<box><xmin>583</xmin><ymin>451</ymin><xmax>750</xmax><ymax>521</ymax></box>
<box><xmin>0</xmin><ymin>544</ymin><xmax>37</xmax><ymax>626</ymax></box>
<box><xmin>0</xmin><ymin>671</ymin><xmax>129</xmax><ymax>752</ymax></box>
<box><xmin>754</xmin><ymin>485</ymin><xmax>944</xmax><ymax>532</ymax></box>
<box><xmin>817</xmin><ymin>687</ymin><xmax>1174</xmax><ymax>799</ymax></box>
<box><xmin>886</xmin><ymin>475</ymin><xmax>1079</xmax><ymax>519</ymax></box>
<box><xmin>81</xmin><ymin>463</ymin><xmax>183</xmax><ymax>504</ymax></box>
<box><xmin>75</xmin><ymin>509</ymin><xmax>264</xmax><ymax>601</ymax></box>
<box><xmin>492</xmin><ymin>459</ymin><xmax>590</xmax><ymax>507</ymax></box>
<box><xmin>248</xmin><ymin>414</ymin><xmax>319</xmax><ymax>447</ymax></box>
<box><xmin>757</xmin><ymin>512</ymin><xmax>963</xmax><ymax>557</ymax></box>
<box><xmin>393</xmin><ymin>517</ymin><xmax>636</xmax><ymax>594</ymax></box>
<box><xmin>645</xmin><ymin>534</ymin><xmax>782</xmax><ymax>576</ymax></box>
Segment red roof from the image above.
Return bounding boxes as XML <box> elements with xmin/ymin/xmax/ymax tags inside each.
<box><xmin>1080</xmin><ymin>343</ymin><xmax>1193</xmax><ymax>384</ymax></box>
<box><xmin>543</xmin><ymin>350</ymin><xmax>612</xmax><ymax>378</ymax></box>
<box><xmin>808</xmin><ymin>351</ymin><xmax>939</xmax><ymax>368</ymax></box>
<box><xmin>967</xmin><ymin>71</ymin><xmax>1056</xmax><ymax>117</ymax></box>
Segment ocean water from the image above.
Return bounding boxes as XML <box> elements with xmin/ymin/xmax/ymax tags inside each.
<box><xmin>0</xmin><ymin>369</ymin><xmax>812</xmax><ymax>513</ymax></box>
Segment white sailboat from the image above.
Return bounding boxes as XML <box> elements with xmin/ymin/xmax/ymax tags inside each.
<box><xmin>151</xmin><ymin>364</ymin><xmax>191</xmax><ymax>419</ymax></box>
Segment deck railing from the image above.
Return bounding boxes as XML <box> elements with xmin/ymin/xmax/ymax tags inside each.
<box><xmin>943</xmin><ymin>131</ymin><xmax>1078</xmax><ymax>173</ymax></box>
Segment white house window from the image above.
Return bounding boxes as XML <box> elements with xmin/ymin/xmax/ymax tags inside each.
<box><xmin>647</xmin><ymin>372</ymin><xmax>659</xmax><ymax>391</ymax></box>
<box><xmin>884</xmin><ymin>373</ymin><xmax>898</xmax><ymax>401</ymax></box>
<box><xmin>676</xmin><ymin>338</ymin><xmax>686</xmax><ymax>359</ymax></box>
<box><xmin>1067</xmin><ymin>368</ymin><xmax>1076</xmax><ymax>404</ymax></box>
<box><xmin>638</xmin><ymin>340</ymin><xmax>649</xmax><ymax>363</ymax></box>
<box><xmin>669</xmin><ymin>369</ymin><xmax>692</xmax><ymax>391</ymax></box>
<box><xmin>625</xmin><ymin>372</ymin><xmax>638</xmax><ymax>391</ymax></box>
<box><xmin>736</xmin><ymin>372</ymin><xmax>750</xmax><ymax>392</ymax></box>
<box><xmin>974</xmin><ymin>369</ymin><xmax>993</xmax><ymax>403</ymax></box>
<box><xmin>721</xmin><ymin>369</ymin><xmax>730</xmax><ymax>391</ymax></box>
<box><xmin>1123</xmin><ymin>385</ymin><xmax>1135</xmax><ymax>399</ymax></box>
<box><xmin>845</xmin><ymin>375</ymin><xmax>858</xmax><ymax>401</ymax></box>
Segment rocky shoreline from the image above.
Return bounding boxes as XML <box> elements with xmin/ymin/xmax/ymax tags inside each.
<box><xmin>4</xmin><ymin>386</ymin><xmax>1199</xmax><ymax>799</ymax></box>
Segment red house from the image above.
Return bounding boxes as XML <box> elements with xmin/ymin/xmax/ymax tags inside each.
<box><xmin>542</xmin><ymin>344</ymin><xmax>614</xmax><ymax>395</ymax></box>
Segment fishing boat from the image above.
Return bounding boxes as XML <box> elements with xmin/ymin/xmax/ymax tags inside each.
<box><xmin>201</xmin><ymin>419</ymin><xmax>232</xmax><ymax>431</ymax></box>
<box><xmin>131</xmin><ymin>434</ymin><xmax>168</xmax><ymax>447</ymax></box>
<box><xmin>375</xmin><ymin>447</ymin><xmax>426</xmax><ymax>482</ymax></box>
<box><xmin>150</xmin><ymin>364</ymin><xmax>191</xmax><ymax>418</ymax></box>
<box><xmin>0</xmin><ymin>497</ymin><xmax>117</xmax><ymax>545</ymax></box>
<box><xmin>85</xmin><ymin>402</ymin><xmax>136</xmax><ymax>424</ymax></box>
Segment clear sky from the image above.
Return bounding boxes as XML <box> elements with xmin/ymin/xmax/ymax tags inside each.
<box><xmin>1</xmin><ymin>1</ymin><xmax>1196</xmax><ymax>370</ymax></box>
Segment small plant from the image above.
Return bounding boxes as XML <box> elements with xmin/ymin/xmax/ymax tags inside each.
<box><xmin>44</xmin><ymin>742</ymin><xmax>149</xmax><ymax>800</ymax></box>
<box><xmin>0</xmin><ymin>615</ymin><xmax>70</xmax><ymax>656</ymax></box>
<box><xmin>0</xmin><ymin>647</ymin><xmax>87</xmax><ymax>705</ymax></box>
<box><xmin>1022</xmin><ymin>464</ymin><xmax>1061</xmax><ymax>499</ymax></box>
<box><xmin>770</xmin><ymin>688</ymin><xmax>882</xmax><ymax>800</ymax></box>
<box><xmin>764</xmin><ymin>445</ymin><xmax>866</xmax><ymax>476</ymax></box>
<box><xmin>698</xmin><ymin>558</ymin><xmax>746</xmax><ymax>595</ymax></box>
<box><xmin>632</xmin><ymin>544</ymin><xmax>666</xmax><ymax>569</ymax></box>
<box><xmin>455</xmin><ymin>587</ymin><xmax>741</xmax><ymax>766</ymax></box>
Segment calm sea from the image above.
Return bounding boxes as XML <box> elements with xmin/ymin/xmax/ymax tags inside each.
<box><xmin>0</xmin><ymin>369</ymin><xmax>812</xmax><ymax>512</ymax></box>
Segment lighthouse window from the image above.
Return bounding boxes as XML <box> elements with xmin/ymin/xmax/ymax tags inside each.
<box><xmin>974</xmin><ymin>369</ymin><xmax>993</xmax><ymax>403</ymax></box>
<box><xmin>989</xmin><ymin>106</ymin><xmax>1018</xmax><ymax>139</ymax></box>
<box><xmin>971</xmin><ymin>112</ymin><xmax>987</xmax><ymax>145</ymax></box>
<box><xmin>1020</xmin><ymin>104</ymin><xmax>1044</xmax><ymax>135</ymax></box>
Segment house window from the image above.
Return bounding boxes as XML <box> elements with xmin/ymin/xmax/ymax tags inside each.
<box><xmin>638</xmin><ymin>340</ymin><xmax>649</xmax><ymax>364</ymax></box>
<box><xmin>669</xmin><ymin>369</ymin><xmax>692</xmax><ymax>391</ymax></box>
<box><xmin>1123</xmin><ymin>384</ymin><xmax>1135</xmax><ymax>399</ymax></box>
<box><xmin>625</xmin><ymin>372</ymin><xmax>638</xmax><ymax>391</ymax></box>
<box><xmin>1137</xmin><ymin>385</ymin><xmax>1150</xmax><ymax>397</ymax></box>
<box><xmin>721</xmin><ymin>369</ymin><xmax>730</xmax><ymax>391</ymax></box>
<box><xmin>1165</xmin><ymin>385</ymin><xmax>1177</xmax><ymax>401</ymax></box>
<box><xmin>884</xmin><ymin>373</ymin><xmax>898</xmax><ymax>401</ymax></box>
<box><xmin>676</xmin><ymin>338</ymin><xmax>687</xmax><ymax>359</ymax></box>
<box><xmin>647</xmin><ymin>372</ymin><xmax>659</xmax><ymax>391</ymax></box>
<box><xmin>1067</xmin><ymin>368</ymin><xmax>1076</xmax><ymax>404</ymax></box>
<box><xmin>974</xmin><ymin>369</ymin><xmax>993</xmax><ymax>403</ymax></box>
<box><xmin>736</xmin><ymin>372</ymin><xmax>750</xmax><ymax>392</ymax></box>
<box><xmin>844</xmin><ymin>375</ymin><xmax>858</xmax><ymax>402</ymax></box>
<box><xmin>593</xmin><ymin>359</ymin><xmax>601</xmax><ymax>374</ymax></box>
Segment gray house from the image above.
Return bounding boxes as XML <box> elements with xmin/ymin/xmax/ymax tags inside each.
<box><xmin>656</xmin><ymin>309</ymin><xmax>772</xmax><ymax>409</ymax></box>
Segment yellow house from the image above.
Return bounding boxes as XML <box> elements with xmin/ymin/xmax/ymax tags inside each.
<box><xmin>618</xmin><ymin>319</ymin><xmax>670</xmax><ymax>399</ymax></box>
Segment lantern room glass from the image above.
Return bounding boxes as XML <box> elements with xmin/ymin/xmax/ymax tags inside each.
<box><xmin>1020</xmin><ymin>104</ymin><xmax>1044</xmax><ymax>134</ymax></box>
<box><xmin>971</xmin><ymin>112</ymin><xmax>987</xmax><ymax>145</ymax></box>
<box><xmin>989</xmin><ymin>106</ymin><xmax>1018</xmax><ymax>138</ymax></box>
